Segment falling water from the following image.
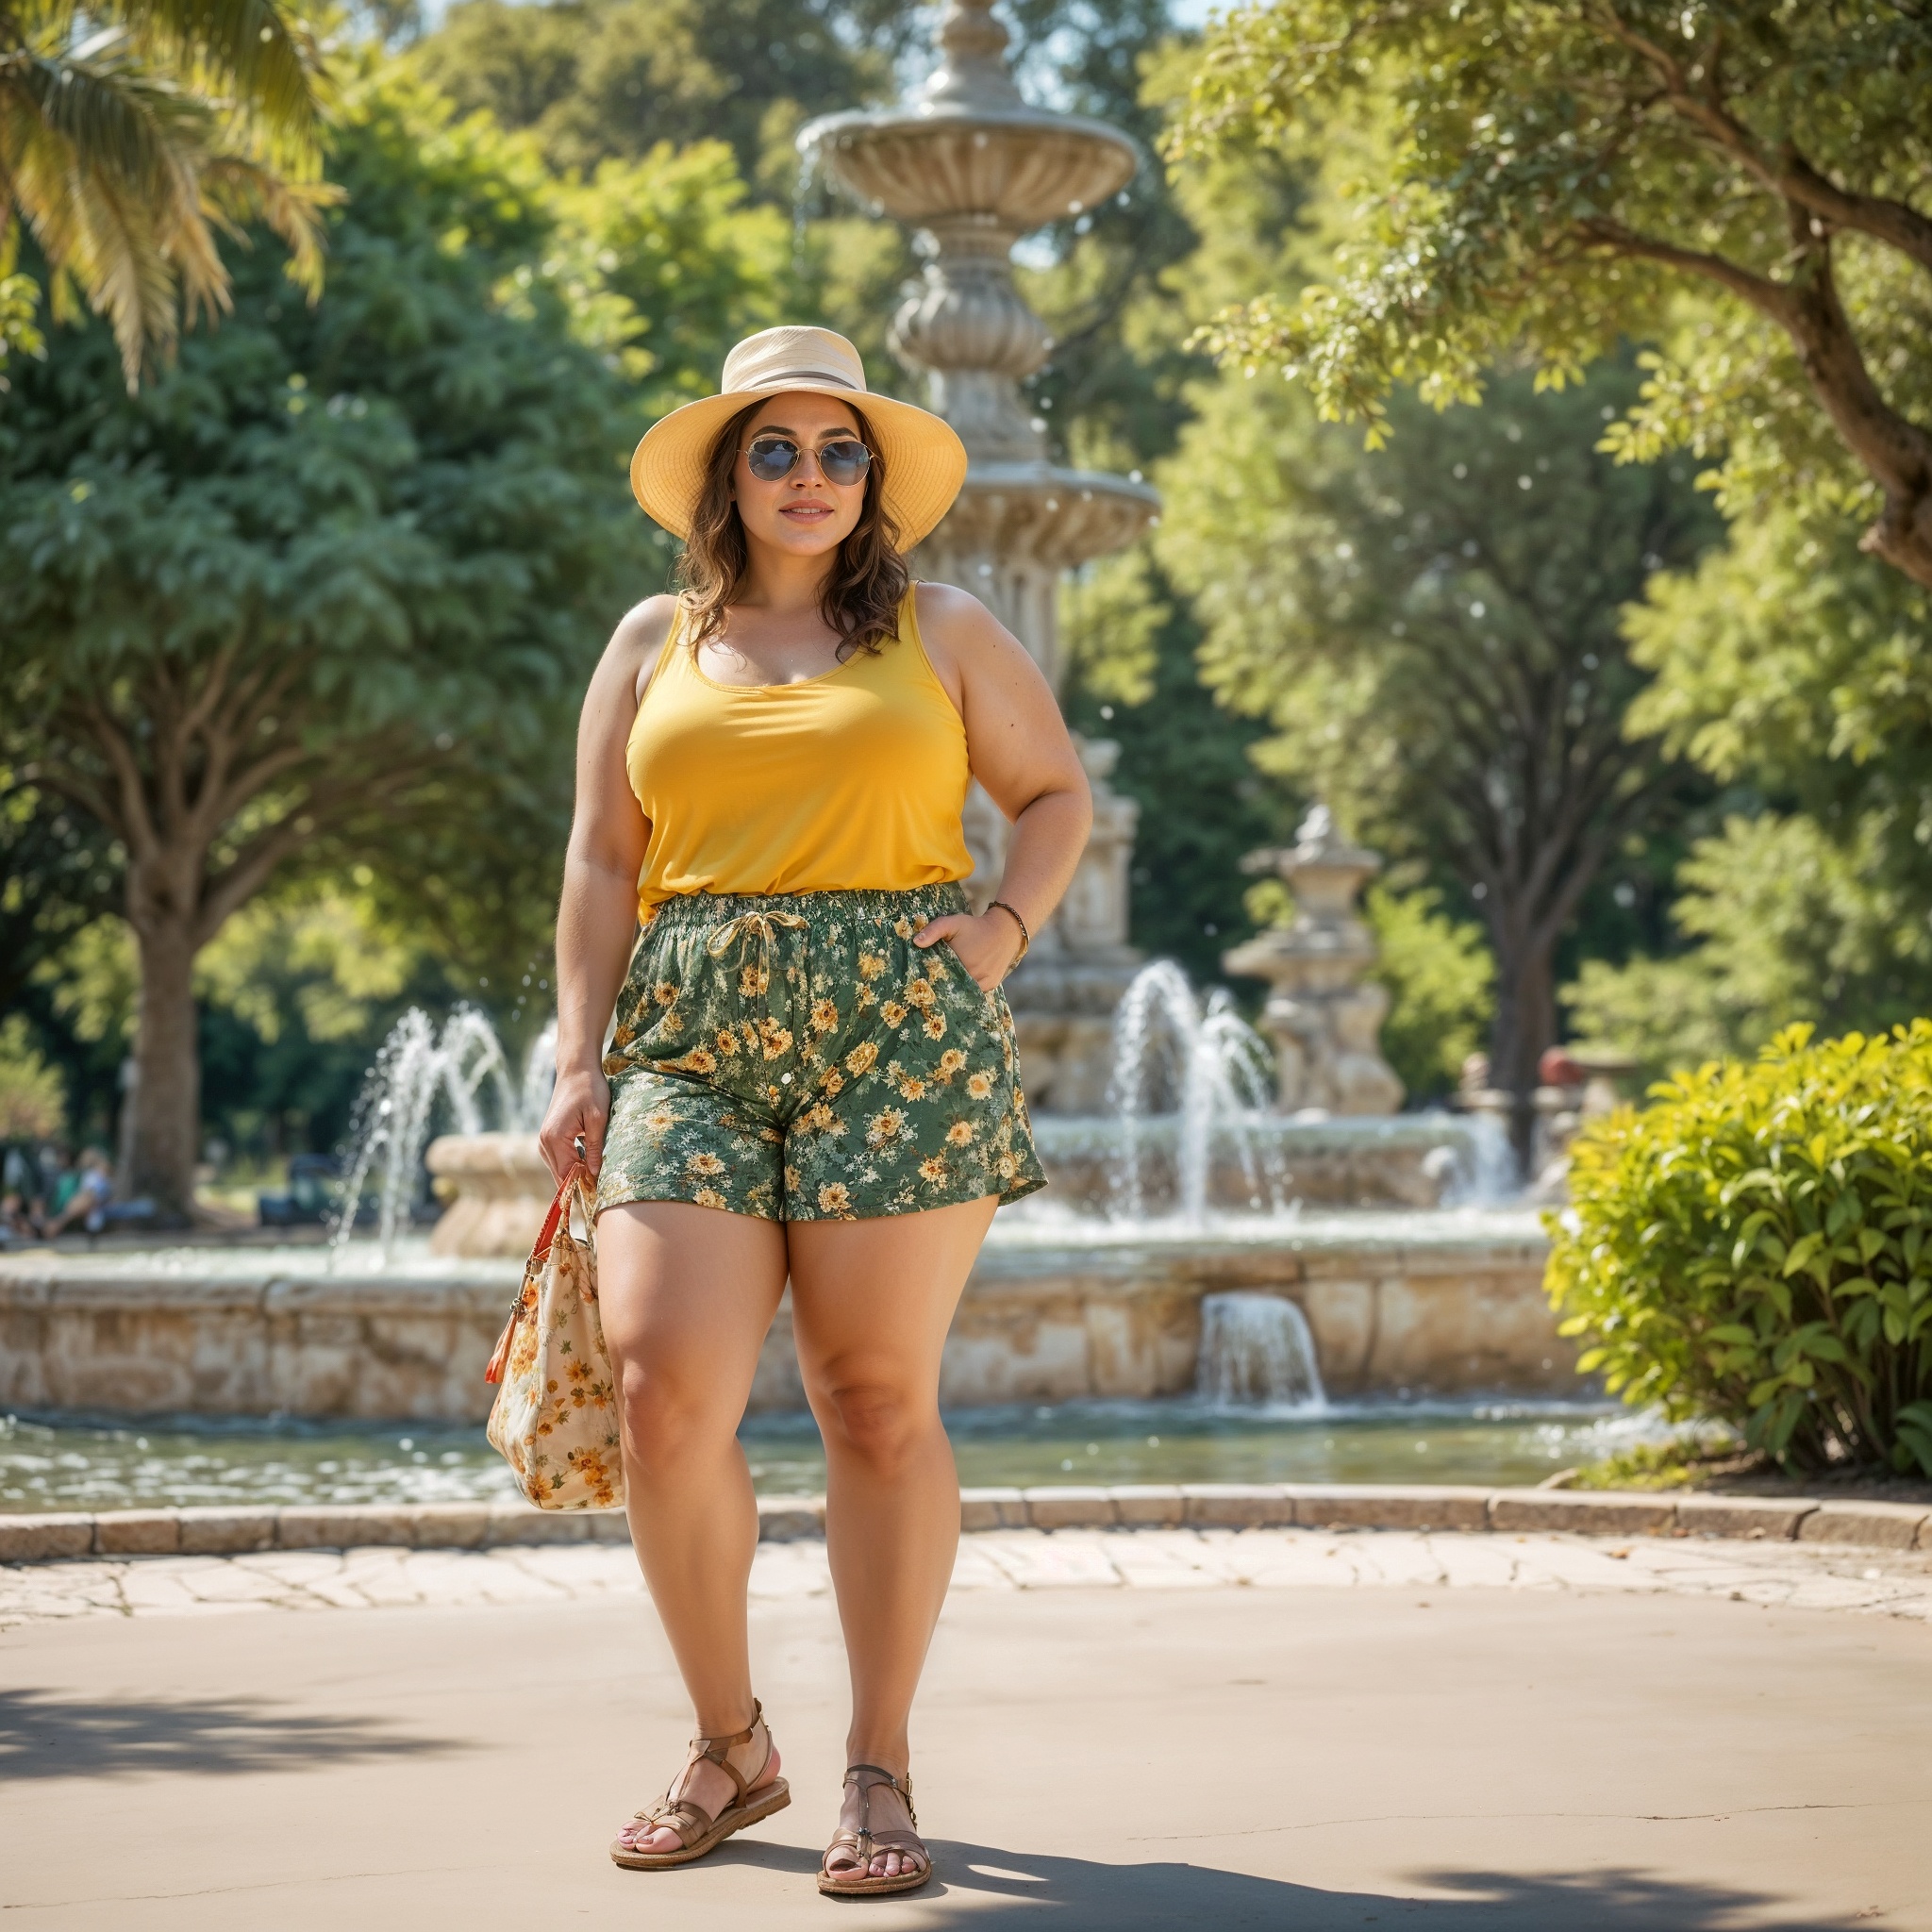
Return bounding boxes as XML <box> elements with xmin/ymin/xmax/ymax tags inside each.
<box><xmin>791</xmin><ymin>137</ymin><xmax>822</xmax><ymax>276</ymax></box>
<box><xmin>1439</xmin><ymin>1110</ymin><xmax>1519</xmax><ymax>1206</ymax></box>
<box><xmin>1107</xmin><ymin>960</ymin><xmax>1288</xmax><ymax>1224</ymax></box>
<box><xmin>1196</xmin><ymin>1292</ymin><xmax>1326</xmax><ymax>1409</ymax></box>
<box><xmin>331</xmin><ymin>1007</ymin><xmax>556</xmax><ymax>1258</ymax></box>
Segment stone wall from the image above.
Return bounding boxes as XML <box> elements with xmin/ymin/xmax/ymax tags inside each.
<box><xmin>0</xmin><ymin>1220</ymin><xmax>1570</xmax><ymax>1422</ymax></box>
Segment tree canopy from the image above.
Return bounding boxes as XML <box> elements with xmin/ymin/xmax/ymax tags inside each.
<box><xmin>0</xmin><ymin>68</ymin><xmax>657</xmax><ymax>1207</ymax></box>
<box><xmin>1170</xmin><ymin>1</ymin><xmax>1932</xmax><ymax>590</ymax></box>
<box><xmin>1157</xmin><ymin>358</ymin><xmax>1718</xmax><ymax>1105</ymax></box>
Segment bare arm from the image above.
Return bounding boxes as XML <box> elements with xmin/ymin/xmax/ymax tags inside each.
<box><xmin>539</xmin><ymin>596</ymin><xmax>675</xmax><ymax>1182</ymax></box>
<box><xmin>911</xmin><ymin>582</ymin><xmax>1093</xmax><ymax>990</ymax></box>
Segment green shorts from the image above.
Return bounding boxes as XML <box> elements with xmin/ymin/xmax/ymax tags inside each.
<box><xmin>594</xmin><ymin>884</ymin><xmax>1047</xmax><ymax>1224</ymax></box>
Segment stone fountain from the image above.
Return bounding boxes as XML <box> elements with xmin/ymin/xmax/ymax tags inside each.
<box><xmin>1223</xmin><ymin>805</ymin><xmax>1405</xmax><ymax>1117</ymax></box>
<box><xmin>801</xmin><ymin>0</ymin><xmax>1159</xmax><ymax>1113</ymax></box>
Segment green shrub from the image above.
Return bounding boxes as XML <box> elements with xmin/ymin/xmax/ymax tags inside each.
<box><xmin>1546</xmin><ymin>1024</ymin><xmax>1932</xmax><ymax>1478</ymax></box>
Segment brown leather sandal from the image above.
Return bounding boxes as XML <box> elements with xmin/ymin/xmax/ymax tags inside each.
<box><xmin>608</xmin><ymin>1699</ymin><xmax>791</xmax><ymax>1870</ymax></box>
<box><xmin>818</xmin><ymin>1762</ymin><xmax>932</xmax><ymax>1898</ymax></box>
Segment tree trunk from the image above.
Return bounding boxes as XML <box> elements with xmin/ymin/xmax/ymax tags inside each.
<box><xmin>1487</xmin><ymin>919</ymin><xmax>1557</xmax><ymax>1172</ymax></box>
<box><xmin>124</xmin><ymin>913</ymin><xmax>202</xmax><ymax>1223</ymax></box>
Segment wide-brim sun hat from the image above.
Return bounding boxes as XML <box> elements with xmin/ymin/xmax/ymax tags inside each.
<box><xmin>630</xmin><ymin>325</ymin><xmax>968</xmax><ymax>552</ymax></box>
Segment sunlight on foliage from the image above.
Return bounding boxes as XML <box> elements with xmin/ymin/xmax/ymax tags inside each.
<box><xmin>1549</xmin><ymin>1024</ymin><xmax>1932</xmax><ymax>1477</ymax></box>
<box><xmin>0</xmin><ymin>1015</ymin><xmax>65</xmax><ymax>1141</ymax></box>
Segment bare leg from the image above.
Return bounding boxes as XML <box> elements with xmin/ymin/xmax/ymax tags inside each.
<box><xmin>789</xmin><ymin>1194</ymin><xmax>997</xmax><ymax>1880</ymax></box>
<box><xmin>598</xmin><ymin>1201</ymin><xmax>790</xmax><ymax>1856</ymax></box>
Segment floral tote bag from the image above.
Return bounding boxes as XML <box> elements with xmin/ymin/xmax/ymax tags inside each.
<box><xmin>485</xmin><ymin>1164</ymin><xmax>624</xmax><ymax>1509</ymax></box>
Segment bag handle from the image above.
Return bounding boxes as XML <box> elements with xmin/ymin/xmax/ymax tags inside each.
<box><xmin>529</xmin><ymin>1161</ymin><xmax>595</xmax><ymax>1269</ymax></box>
<box><xmin>485</xmin><ymin>1162</ymin><xmax>595</xmax><ymax>1386</ymax></box>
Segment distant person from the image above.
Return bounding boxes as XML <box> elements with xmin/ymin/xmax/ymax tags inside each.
<box><xmin>1</xmin><ymin>1145</ymin><xmax>42</xmax><ymax>1238</ymax></box>
<box><xmin>44</xmin><ymin>1148</ymin><xmax>113</xmax><ymax>1237</ymax></box>
<box><xmin>540</xmin><ymin>326</ymin><xmax>1088</xmax><ymax>1895</ymax></box>
<box><xmin>0</xmin><ymin>1187</ymin><xmax>37</xmax><ymax>1241</ymax></box>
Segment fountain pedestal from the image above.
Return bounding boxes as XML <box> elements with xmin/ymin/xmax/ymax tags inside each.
<box><xmin>802</xmin><ymin>0</ymin><xmax>1158</xmax><ymax>1113</ymax></box>
<box><xmin>1223</xmin><ymin>806</ymin><xmax>1405</xmax><ymax>1116</ymax></box>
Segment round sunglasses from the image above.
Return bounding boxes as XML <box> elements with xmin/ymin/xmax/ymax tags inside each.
<box><xmin>741</xmin><ymin>433</ymin><xmax>873</xmax><ymax>487</ymax></box>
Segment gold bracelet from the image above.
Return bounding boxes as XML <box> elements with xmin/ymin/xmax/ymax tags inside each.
<box><xmin>988</xmin><ymin>898</ymin><xmax>1030</xmax><ymax>963</ymax></box>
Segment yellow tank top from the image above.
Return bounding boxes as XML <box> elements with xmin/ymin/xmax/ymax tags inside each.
<box><xmin>625</xmin><ymin>586</ymin><xmax>974</xmax><ymax>919</ymax></box>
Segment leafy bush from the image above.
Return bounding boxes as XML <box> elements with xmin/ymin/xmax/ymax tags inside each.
<box><xmin>1547</xmin><ymin>1024</ymin><xmax>1932</xmax><ymax>1478</ymax></box>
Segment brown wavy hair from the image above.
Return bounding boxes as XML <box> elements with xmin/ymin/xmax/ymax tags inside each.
<box><xmin>675</xmin><ymin>399</ymin><xmax>909</xmax><ymax>657</ymax></box>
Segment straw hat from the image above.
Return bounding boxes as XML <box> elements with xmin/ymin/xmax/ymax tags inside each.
<box><xmin>630</xmin><ymin>326</ymin><xmax>968</xmax><ymax>550</ymax></box>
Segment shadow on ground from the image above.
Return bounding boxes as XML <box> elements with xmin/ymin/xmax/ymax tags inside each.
<box><xmin>0</xmin><ymin>1690</ymin><xmax>452</xmax><ymax>1779</ymax></box>
<box><xmin>711</xmin><ymin>1840</ymin><xmax>1870</xmax><ymax>1928</ymax></box>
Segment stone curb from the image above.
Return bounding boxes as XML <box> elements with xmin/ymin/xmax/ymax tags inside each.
<box><xmin>2</xmin><ymin>1486</ymin><xmax>1927</xmax><ymax>1565</ymax></box>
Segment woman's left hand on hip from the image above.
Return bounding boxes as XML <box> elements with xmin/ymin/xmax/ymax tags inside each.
<box><xmin>914</xmin><ymin>910</ymin><xmax>1024</xmax><ymax>991</ymax></box>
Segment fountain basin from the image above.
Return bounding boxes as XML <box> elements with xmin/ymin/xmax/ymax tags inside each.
<box><xmin>420</xmin><ymin>1113</ymin><xmax>1510</xmax><ymax>1259</ymax></box>
<box><xmin>0</xmin><ymin>1209</ymin><xmax>1569</xmax><ymax>1423</ymax></box>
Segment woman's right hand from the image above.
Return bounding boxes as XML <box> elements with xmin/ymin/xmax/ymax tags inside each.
<box><xmin>540</xmin><ymin>1063</ymin><xmax>610</xmax><ymax>1183</ymax></box>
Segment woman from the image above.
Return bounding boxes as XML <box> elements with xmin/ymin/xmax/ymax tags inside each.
<box><xmin>539</xmin><ymin>325</ymin><xmax>1091</xmax><ymax>1897</ymax></box>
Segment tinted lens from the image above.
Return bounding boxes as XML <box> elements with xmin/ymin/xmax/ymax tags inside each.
<box><xmin>819</xmin><ymin>440</ymin><xmax>873</xmax><ymax>486</ymax></box>
<box><xmin>744</xmin><ymin>437</ymin><xmax>801</xmax><ymax>482</ymax></box>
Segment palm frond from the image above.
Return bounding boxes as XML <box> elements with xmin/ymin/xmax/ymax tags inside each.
<box><xmin>0</xmin><ymin>0</ymin><xmax>335</xmax><ymax>386</ymax></box>
<box><xmin>97</xmin><ymin>0</ymin><xmax>330</xmax><ymax>168</ymax></box>
<box><xmin>199</xmin><ymin>150</ymin><xmax>337</xmax><ymax>297</ymax></box>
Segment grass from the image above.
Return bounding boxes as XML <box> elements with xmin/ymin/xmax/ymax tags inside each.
<box><xmin>1566</xmin><ymin>1435</ymin><xmax>1752</xmax><ymax>1491</ymax></box>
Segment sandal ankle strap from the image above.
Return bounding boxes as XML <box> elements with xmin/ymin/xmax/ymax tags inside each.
<box><xmin>687</xmin><ymin>1698</ymin><xmax>771</xmax><ymax>1807</ymax></box>
<box><xmin>843</xmin><ymin>1761</ymin><xmax>916</xmax><ymax>1827</ymax></box>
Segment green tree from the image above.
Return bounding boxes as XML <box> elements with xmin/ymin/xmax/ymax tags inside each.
<box><xmin>1158</xmin><ymin>358</ymin><xmax>1717</xmax><ymax>1117</ymax></box>
<box><xmin>0</xmin><ymin>71</ymin><xmax>651</xmax><ymax>1215</ymax></box>
<box><xmin>412</xmin><ymin>0</ymin><xmax>899</xmax><ymax>188</ymax></box>
<box><xmin>1562</xmin><ymin>498</ymin><xmax>1932</xmax><ymax>1080</ymax></box>
<box><xmin>1363</xmin><ymin>882</ymin><xmax>1495</xmax><ymax>1103</ymax></box>
<box><xmin>1170</xmin><ymin>2</ymin><xmax>1932</xmax><ymax>591</ymax></box>
<box><xmin>2</xmin><ymin>0</ymin><xmax>336</xmax><ymax>385</ymax></box>
<box><xmin>1061</xmin><ymin>549</ymin><xmax>1296</xmax><ymax>984</ymax></box>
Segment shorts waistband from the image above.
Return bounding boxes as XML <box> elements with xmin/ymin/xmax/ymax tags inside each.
<box><xmin>644</xmin><ymin>883</ymin><xmax>969</xmax><ymax>928</ymax></box>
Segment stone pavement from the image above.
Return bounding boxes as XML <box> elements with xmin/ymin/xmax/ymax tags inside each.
<box><xmin>3</xmin><ymin>1524</ymin><xmax>1932</xmax><ymax>1628</ymax></box>
<box><xmin>1</xmin><ymin>1534</ymin><xmax>1928</xmax><ymax>1931</ymax></box>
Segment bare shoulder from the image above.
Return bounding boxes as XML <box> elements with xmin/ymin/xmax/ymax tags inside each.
<box><xmin>911</xmin><ymin>580</ymin><xmax>1029</xmax><ymax>687</ymax></box>
<box><xmin>913</xmin><ymin>579</ymin><xmax>1005</xmax><ymax>648</ymax></box>
<box><xmin>607</xmin><ymin>593</ymin><xmax>681</xmax><ymax>704</ymax></box>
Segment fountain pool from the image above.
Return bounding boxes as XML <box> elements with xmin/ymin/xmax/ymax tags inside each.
<box><xmin>0</xmin><ymin>1397</ymin><xmax>1656</xmax><ymax>1514</ymax></box>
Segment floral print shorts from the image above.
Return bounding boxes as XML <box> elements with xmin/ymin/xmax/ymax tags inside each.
<box><xmin>593</xmin><ymin>884</ymin><xmax>1047</xmax><ymax>1224</ymax></box>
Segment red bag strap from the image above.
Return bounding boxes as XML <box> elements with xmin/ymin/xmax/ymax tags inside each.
<box><xmin>529</xmin><ymin>1162</ymin><xmax>593</xmax><ymax>1270</ymax></box>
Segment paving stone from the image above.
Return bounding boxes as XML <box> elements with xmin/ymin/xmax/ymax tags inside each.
<box><xmin>174</xmin><ymin>1508</ymin><xmax>277</xmax><ymax>1556</ymax></box>
<box><xmin>958</xmin><ymin>1487</ymin><xmax>1026</xmax><ymax>1532</ymax></box>
<box><xmin>748</xmin><ymin>1541</ymin><xmax>831</xmax><ymax>1599</ymax></box>
<box><xmin>1488</xmin><ymin>1491</ymin><xmax>1676</xmax><ymax>1537</ymax></box>
<box><xmin>1672</xmin><ymin>1495</ymin><xmax>1816</xmax><ymax>1541</ymax></box>
<box><xmin>1181</xmin><ymin>1484</ymin><xmax>1295</xmax><ymax>1528</ymax></box>
<box><xmin>1108</xmin><ymin>1486</ymin><xmax>1187</xmax><ymax>1527</ymax></box>
<box><xmin>1023</xmin><ymin>1487</ymin><xmax>1118</xmax><ymax>1530</ymax></box>
<box><xmin>1796</xmin><ymin>1501</ymin><xmax>1930</xmax><ymax>1550</ymax></box>
<box><xmin>1205</xmin><ymin>1530</ymin><xmax>1353</xmax><ymax>1588</ymax></box>
<box><xmin>946</xmin><ymin>1540</ymin><xmax>1016</xmax><ymax>1590</ymax></box>
<box><xmin>405</xmin><ymin>1503</ymin><xmax>493</xmax><ymax>1549</ymax></box>
<box><xmin>0</xmin><ymin>1515</ymin><xmax>93</xmax><ymax>1563</ymax></box>
<box><xmin>972</xmin><ymin>1531</ymin><xmax>1124</xmax><ymax>1589</ymax></box>
<box><xmin>756</xmin><ymin>1495</ymin><xmax>824</xmax><ymax>1541</ymax></box>
<box><xmin>276</xmin><ymin>1506</ymin><xmax>417</xmax><ymax>1550</ymax></box>
<box><xmin>481</xmin><ymin>1504</ymin><xmax>593</xmax><ymax>1546</ymax></box>
<box><xmin>1290</xmin><ymin>1484</ymin><xmax>1491</xmax><ymax>1533</ymax></box>
<box><xmin>1344</xmin><ymin>1532</ymin><xmax>1450</xmax><ymax>1588</ymax></box>
<box><xmin>1103</xmin><ymin>1529</ymin><xmax>1228</xmax><ymax>1589</ymax></box>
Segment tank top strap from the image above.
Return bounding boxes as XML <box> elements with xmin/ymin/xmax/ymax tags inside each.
<box><xmin>634</xmin><ymin>599</ymin><xmax>696</xmax><ymax>725</ymax></box>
